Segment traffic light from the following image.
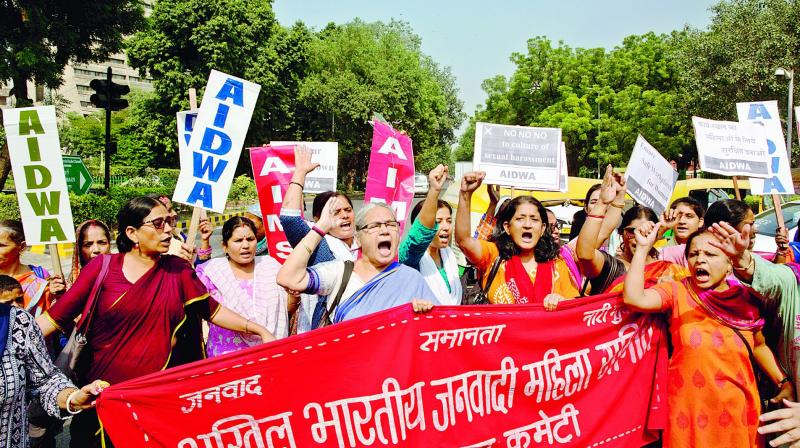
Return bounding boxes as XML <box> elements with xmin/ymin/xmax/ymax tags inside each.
<box><xmin>89</xmin><ymin>78</ymin><xmax>129</xmax><ymax>111</ymax></box>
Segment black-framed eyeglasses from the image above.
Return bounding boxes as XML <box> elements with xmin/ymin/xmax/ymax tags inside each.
<box><xmin>141</xmin><ymin>215</ymin><xmax>178</xmax><ymax>231</ymax></box>
<box><xmin>548</xmin><ymin>222</ymin><xmax>563</xmax><ymax>232</ymax></box>
<box><xmin>358</xmin><ymin>220</ymin><xmax>400</xmax><ymax>233</ymax></box>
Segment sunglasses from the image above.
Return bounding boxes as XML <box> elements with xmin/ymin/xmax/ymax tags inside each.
<box><xmin>141</xmin><ymin>215</ymin><xmax>178</xmax><ymax>231</ymax></box>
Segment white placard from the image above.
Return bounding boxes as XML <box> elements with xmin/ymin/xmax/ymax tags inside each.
<box><xmin>559</xmin><ymin>142</ymin><xmax>568</xmax><ymax>193</ymax></box>
<box><xmin>270</xmin><ymin>141</ymin><xmax>339</xmax><ymax>193</ymax></box>
<box><xmin>173</xmin><ymin>70</ymin><xmax>261</xmax><ymax>212</ymax></box>
<box><xmin>473</xmin><ymin>122</ymin><xmax>562</xmax><ymax>190</ymax></box>
<box><xmin>692</xmin><ymin>116</ymin><xmax>770</xmax><ymax>178</ymax></box>
<box><xmin>2</xmin><ymin>106</ymin><xmax>75</xmax><ymax>244</ymax></box>
<box><xmin>176</xmin><ymin>110</ymin><xmax>198</xmax><ymax>155</ymax></box>
<box><xmin>624</xmin><ymin>135</ymin><xmax>678</xmax><ymax>216</ymax></box>
<box><xmin>737</xmin><ymin>101</ymin><xmax>795</xmax><ymax>195</ymax></box>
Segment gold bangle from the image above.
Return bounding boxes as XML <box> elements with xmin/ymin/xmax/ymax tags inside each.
<box><xmin>610</xmin><ymin>202</ymin><xmax>625</xmax><ymax>209</ymax></box>
<box><xmin>302</xmin><ymin>243</ymin><xmax>314</xmax><ymax>254</ymax></box>
<box><xmin>733</xmin><ymin>253</ymin><xmax>755</xmax><ymax>272</ymax></box>
<box><xmin>244</xmin><ymin>319</ymin><xmax>251</xmax><ymax>334</ymax></box>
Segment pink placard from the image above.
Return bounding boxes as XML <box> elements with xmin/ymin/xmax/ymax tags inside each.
<box><xmin>249</xmin><ymin>145</ymin><xmax>296</xmax><ymax>262</ymax></box>
<box><xmin>363</xmin><ymin>121</ymin><xmax>415</xmax><ymax>231</ymax></box>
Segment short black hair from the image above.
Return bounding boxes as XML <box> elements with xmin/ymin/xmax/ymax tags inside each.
<box><xmin>0</xmin><ymin>275</ymin><xmax>21</xmax><ymax>294</ymax></box>
<box><xmin>670</xmin><ymin>196</ymin><xmax>705</xmax><ymax>219</ymax></box>
<box><xmin>704</xmin><ymin>199</ymin><xmax>752</xmax><ymax>228</ymax></box>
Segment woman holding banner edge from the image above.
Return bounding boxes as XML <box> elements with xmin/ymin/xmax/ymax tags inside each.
<box><xmin>35</xmin><ymin>196</ymin><xmax>276</xmax><ymax>448</ymax></box>
<box><xmin>454</xmin><ymin>172</ymin><xmax>580</xmax><ymax>306</ymax></box>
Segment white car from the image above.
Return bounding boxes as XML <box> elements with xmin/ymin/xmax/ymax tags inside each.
<box><xmin>752</xmin><ymin>201</ymin><xmax>800</xmax><ymax>253</ymax></box>
<box><xmin>414</xmin><ymin>172</ymin><xmax>429</xmax><ymax>195</ymax></box>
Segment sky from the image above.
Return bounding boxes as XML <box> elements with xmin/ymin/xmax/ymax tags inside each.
<box><xmin>273</xmin><ymin>0</ymin><xmax>718</xmax><ymax>121</ymax></box>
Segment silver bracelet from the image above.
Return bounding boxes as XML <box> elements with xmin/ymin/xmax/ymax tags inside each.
<box><xmin>66</xmin><ymin>389</ymin><xmax>83</xmax><ymax>415</ymax></box>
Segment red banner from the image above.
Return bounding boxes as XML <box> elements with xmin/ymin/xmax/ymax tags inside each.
<box><xmin>364</xmin><ymin>121</ymin><xmax>415</xmax><ymax>232</ymax></box>
<box><xmin>97</xmin><ymin>293</ymin><xmax>667</xmax><ymax>447</ymax></box>
<box><xmin>249</xmin><ymin>145</ymin><xmax>296</xmax><ymax>262</ymax></box>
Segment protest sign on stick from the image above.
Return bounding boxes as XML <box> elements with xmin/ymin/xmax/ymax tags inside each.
<box><xmin>737</xmin><ymin>101</ymin><xmax>795</xmax><ymax>230</ymax></box>
<box><xmin>558</xmin><ymin>142</ymin><xmax>568</xmax><ymax>193</ymax></box>
<box><xmin>250</xmin><ymin>145</ymin><xmax>295</xmax><ymax>261</ymax></box>
<box><xmin>473</xmin><ymin>122</ymin><xmax>562</xmax><ymax>191</ymax></box>
<box><xmin>3</xmin><ymin>106</ymin><xmax>75</xmax><ymax>278</ymax></box>
<box><xmin>173</xmin><ymin>70</ymin><xmax>261</xmax><ymax>222</ymax></box>
<box><xmin>98</xmin><ymin>293</ymin><xmax>667</xmax><ymax>448</ymax></box>
<box><xmin>624</xmin><ymin>135</ymin><xmax>678</xmax><ymax>216</ymax></box>
<box><xmin>364</xmin><ymin>120</ymin><xmax>415</xmax><ymax>231</ymax></box>
<box><xmin>271</xmin><ymin>141</ymin><xmax>338</xmax><ymax>193</ymax></box>
<box><xmin>692</xmin><ymin>116</ymin><xmax>770</xmax><ymax>178</ymax></box>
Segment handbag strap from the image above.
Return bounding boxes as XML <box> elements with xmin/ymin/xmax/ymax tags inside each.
<box><xmin>75</xmin><ymin>254</ymin><xmax>112</xmax><ymax>334</ymax></box>
<box><xmin>321</xmin><ymin>260</ymin><xmax>354</xmax><ymax>327</ymax></box>
<box><xmin>481</xmin><ymin>257</ymin><xmax>503</xmax><ymax>297</ymax></box>
<box><xmin>732</xmin><ymin>327</ymin><xmax>759</xmax><ymax>371</ymax></box>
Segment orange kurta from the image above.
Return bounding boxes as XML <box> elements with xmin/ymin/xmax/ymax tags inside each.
<box><xmin>652</xmin><ymin>280</ymin><xmax>761</xmax><ymax>448</ymax></box>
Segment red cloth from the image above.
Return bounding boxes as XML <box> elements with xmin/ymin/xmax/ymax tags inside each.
<box><xmin>504</xmin><ymin>256</ymin><xmax>554</xmax><ymax>305</ymax></box>
<box><xmin>98</xmin><ymin>294</ymin><xmax>667</xmax><ymax>448</ymax></box>
<box><xmin>46</xmin><ymin>253</ymin><xmax>219</xmax><ymax>384</ymax></box>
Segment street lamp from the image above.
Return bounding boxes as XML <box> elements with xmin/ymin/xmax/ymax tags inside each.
<box><xmin>775</xmin><ymin>67</ymin><xmax>794</xmax><ymax>160</ymax></box>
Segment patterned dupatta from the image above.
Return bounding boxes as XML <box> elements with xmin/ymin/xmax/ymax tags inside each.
<box><xmin>685</xmin><ymin>278</ymin><xmax>764</xmax><ymax>332</ymax></box>
<box><xmin>503</xmin><ymin>256</ymin><xmax>554</xmax><ymax>305</ymax></box>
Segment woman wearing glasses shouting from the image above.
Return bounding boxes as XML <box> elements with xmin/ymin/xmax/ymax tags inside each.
<box><xmin>36</xmin><ymin>196</ymin><xmax>275</xmax><ymax>448</ymax></box>
<box><xmin>278</xmin><ymin>197</ymin><xmax>438</xmax><ymax>324</ymax></box>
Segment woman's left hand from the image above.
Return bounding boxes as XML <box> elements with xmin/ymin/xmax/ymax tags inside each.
<box><xmin>70</xmin><ymin>380</ymin><xmax>110</xmax><ymax>410</ymax></box>
<box><xmin>776</xmin><ymin>226</ymin><xmax>790</xmax><ymax>250</ymax></box>
<box><xmin>176</xmin><ymin>242</ymin><xmax>196</xmax><ymax>262</ymax></box>
<box><xmin>411</xmin><ymin>299</ymin><xmax>434</xmax><ymax>313</ymax></box>
<box><xmin>543</xmin><ymin>293</ymin><xmax>563</xmax><ymax>311</ymax></box>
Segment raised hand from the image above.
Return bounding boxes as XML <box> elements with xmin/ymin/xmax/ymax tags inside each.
<box><xmin>294</xmin><ymin>145</ymin><xmax>320</xmax><ymax>175</ymax></box>
<box><xmin>316</xmin><ymin>196</ymin><xmax>343</xmax><ymax>234</ymax></box>
<box><xmin>198</xmin><ymin>219</ymin><xmax>213</xmax><ymax>242</ymax></box>
<box><xmin>659</xmin><ymin>207</ymin><xmax>678</xmax><ymax>231</ymax></box>
<box><xmin>708</xmin><ymin>222</ymin><xmax>750</xmax><ymax>258</ymax></box>
<box><xmin>488</xmin><ymin>184</ymin><xmax>501</xmax><ymax>205</ymax></box>
<box><xmin>634</xmin><ymin>221</ymin><xmax>661</xmax><ymax>251</ymax></box>
<box><xmin>598</xmin><ymin>165</ymin><xmax>617</xmax><ymax>205</ymax></box>
<box><xmin>428</xmin><ymin>164</ymin><xmax>449</xmax><ymax>191</ymax></box>
<box><xmin>460</xmin><ymin>171</ymin><xmax>486</xmax><ymax>195</ymax></box>
<box><xmin>776</xmin><ymin>226</ymin><xmax>790</xmax><ymax>250</ymax></box>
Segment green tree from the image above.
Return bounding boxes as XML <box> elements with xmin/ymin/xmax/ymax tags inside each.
<box><xmin>297</xmin><ymin>20</ymin><xmax>465</xmax><ymax>188</ymax></box>
<box><xmin>459</xmin><ymin>33</ymin><xmax>689</xmax><ymax>177</ymax></box>
<box><xmin>125</xmin><ymin>0</ymin><xmax>311</xmax><ymax>171</ymax></box>
<box><xmin>0</xmin><ymin>1</ymin><xmax>145</xmax><ymax>189</ymax></box>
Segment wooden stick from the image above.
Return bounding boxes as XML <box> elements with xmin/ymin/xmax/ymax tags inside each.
<box><xmin>48</xmin><ymin>244</ymin><xmax>63</xmax><ymax>279</ymax></box>
<box><xmin>184</xmin><ymin>88</ymin><xmax>202</xmax><ymax>248</ymax></box>
<box><xmin>732</xmin><ymin>176</ymin><xmax>742</xmax><ymax>200</ymax></box>
<box><xmin>773</xmin><ymin>194</ymin><xmax>786</xmax><ymax>230</ymax></box>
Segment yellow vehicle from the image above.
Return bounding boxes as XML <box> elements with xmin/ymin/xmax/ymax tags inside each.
<box><xmin>669</xmin><ymin>178</ymin><xmax>751</xmax><ymax>210</ymax></box>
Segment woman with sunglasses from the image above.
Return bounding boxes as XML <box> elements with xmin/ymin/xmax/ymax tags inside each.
<box><xmin>455</xmin><ymin>172</ymin><xmax>580</xmax><ymax>306</ymax></box>
<box><xmin>35</xmin><ymin>197</ymin><xmax>276</xmax><ymax>448</ymax></box>
<box><xmin>278</xmin><ymin>198</ymin><xmax>438</xmax><ymax>324</ymax></box>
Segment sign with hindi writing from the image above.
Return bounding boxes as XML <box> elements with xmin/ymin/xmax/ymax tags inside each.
<box><xmin>2</xmin><ymin>106</ymin><xmax>75</xmax><ymax>245</ymax></box>
<box><xmin>364</xmin><ymin>121</ymin><xmax>415</xmax><ymax>231</ymax></box>
<box><xmin>97</xmin><ymin>294</ymin><xmax>666</xmax><ymax>448</ymax></box>
<box><xmin>692</xmin><ymin>116</ymin><xmax>770</xmax><ymax>178</ymax></box>
<box><xmin>624</xmin><ymin>135</ymin><xmax>678</xmax><ymax>216</ymax></box>
<box><xmin>737</xmin><ymin>101</ymin><xmax>795</xmax><ymax>195</ymax></box>
<box><xmin>473</xmin><ymin>122</ymin><xmax>562</xmax><ymax>190</ymax></box>
<box><xmin>173</xmin><ymin>70</ymin><xmax>261</xmax><ymax>213</ymax></box>
<box><xmin>271</xmin><ymin>141</ymin><xmax>339</xmax><ymax>193</ymax></box>
<box><xmin>250</xmin><ymin>145</ymin><xmax>295</xmax><ymax>262</ymax></box>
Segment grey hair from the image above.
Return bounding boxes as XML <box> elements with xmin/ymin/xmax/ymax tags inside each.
<box><xmin>0</xmin><ymin>220</ymin><xmax>25</xmax><ymax>245</ymax></box>
<box><xmin>355</xmin><ymin>202</ymin><xmax>397</xmax><ymax>231</ymax></box>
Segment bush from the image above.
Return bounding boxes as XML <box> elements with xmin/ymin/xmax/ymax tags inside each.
<box><xmin>144</xmin><ymin>168</ymin><xmax>181</xmax><ymax>187</ymax></box>
<box><xmin>228</xmin><ymin>175</ymin><xmax>258</xmax><ymax>205</ymax></box>
<box><xmin>743</xmin><ymin>195</ymin><xmax>761</xmax><ymax>213</ymax></box>
<box><xmin>111</xmin><ymin>166</ymin><xmax>143</xmax><ymax>178</ymax></box>
<box><xmin>0</xmin><ymin>194</ymin><xmax>20</xmax><ymax>221</ymax></box>
<box><xmin>119</xmin><ymin>176</ymin><xmax>163</xmax><ymax>188</ymax></box>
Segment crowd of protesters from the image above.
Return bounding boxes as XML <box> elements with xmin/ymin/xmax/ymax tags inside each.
<box><xmin>4</xmin><ymin>148</ymin><xmax>800</xmax><ymax>447</ymax></box>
